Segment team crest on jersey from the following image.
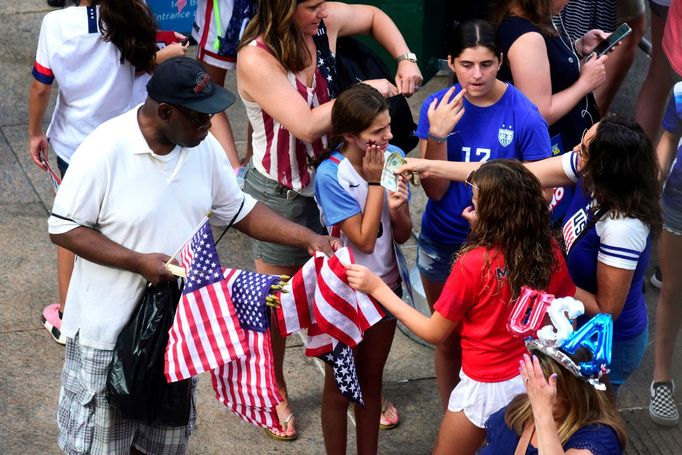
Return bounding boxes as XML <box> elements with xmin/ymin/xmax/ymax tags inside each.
<box><xmin>563</xmin><ymin>207</ymin><xmax>589</xmax><ymax>253</ymax></box>
<box><xmin>498</xmin><ymin>126</ymin><xmax>514</xmax><ymax>147</ymax></box>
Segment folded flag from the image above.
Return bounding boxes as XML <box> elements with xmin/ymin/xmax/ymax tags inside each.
<box><xmin>319</xmin><ymin>341</ymin><xmax>364</xmax><ymax>405</ymax></box>
<box><xmin>211</xmin><ymin>268</ymin><xmax>284</xmax><ymax>431</ymax></box>
<box><xmin>165</xmin><ymin>221</ymin><xmax>247</xmax><ymax>382</ymax></box>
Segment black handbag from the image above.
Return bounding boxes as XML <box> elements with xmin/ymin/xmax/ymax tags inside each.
<box><xmin>314</xmin><ymin>23</ymin><xmax>419</xmax><ymax>153</ymax></box>
<box><xmin>106</xmin><ymin>280</ymin><xmax>192</xmax><ymax>427</ymax></box>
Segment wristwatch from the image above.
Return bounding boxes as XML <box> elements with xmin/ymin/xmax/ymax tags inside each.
<box><xmin>396</xmin><ymin>51</ymin><xmax>418</xmax><ymax>64</ymax></box>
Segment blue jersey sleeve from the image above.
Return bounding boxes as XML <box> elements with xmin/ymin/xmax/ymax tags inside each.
<box><xmin>314</xmin><ymin>158</ymin><xmax>362</xmax><ymax>227</ymax></box>
<box><xmin>663</xmin><ymin>82</ymin><xmax>682</xmax><ymax>135</ymax></box>
<box><xmin>517</xmin><ymin>107</ymin><xmax>552</xmax><ymax>161</ymax></box>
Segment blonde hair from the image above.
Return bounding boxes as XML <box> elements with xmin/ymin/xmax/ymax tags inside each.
<box><xmin>504</xmin><ymin>351</ymin><xmax>627</xmax><ymax>448</ymax></box>
<box><xmin>238</xmin><ymin>0</ymin><xmax>312</xmax><ymax>72</ymax></box>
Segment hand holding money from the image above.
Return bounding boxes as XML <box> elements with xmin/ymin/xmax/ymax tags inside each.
<box><xmin>380</xmin><ymin>151</ymin><xmax>405</xmax><ymax>192</ymax></box>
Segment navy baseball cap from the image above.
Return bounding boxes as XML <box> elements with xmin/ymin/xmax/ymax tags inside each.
<box><xmin>147</xmin><ymin>57</ymin><xmax>236</xmax><ymax>114</ymax></box>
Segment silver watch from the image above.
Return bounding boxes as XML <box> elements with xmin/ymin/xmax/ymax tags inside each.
<box><xmin>396</xmin><ymin>52</ymin><xmax>417</xmax><ymax>64</ymax></box>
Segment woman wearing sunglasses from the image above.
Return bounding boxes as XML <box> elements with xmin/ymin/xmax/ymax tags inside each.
<box><xmin>398</xmin><ymin>115</ymin><xmax>661</xmax><ymax>394</ymax></box>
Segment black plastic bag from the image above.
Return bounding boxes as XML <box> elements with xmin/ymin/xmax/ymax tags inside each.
<box><xmin>106</xmin><ymin>280</ymin><xmax>192</xmax><ymax>427</ymax></box>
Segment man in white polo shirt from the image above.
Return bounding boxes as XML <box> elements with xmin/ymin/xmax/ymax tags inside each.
<box><xmin>47</xmin><ymin>57</ymin><xmax>338</xmax><ymax>455</ymax></box>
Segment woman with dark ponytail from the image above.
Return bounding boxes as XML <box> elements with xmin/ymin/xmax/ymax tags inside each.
<box><xmin>27</xmin><ymin>3</ymin><xmax>184</xmax><ymax>431</ymax></box>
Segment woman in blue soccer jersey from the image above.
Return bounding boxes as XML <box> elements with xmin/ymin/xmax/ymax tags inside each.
<box><xmin>398</xmin><ymin>115</ymin><xmax>661</xmax><ymax>395</ymax></box>
<box><xmin>313</xmin><ymin>83</ymin><xmax>412</xmax><ymax>455</ymax></box>
<box><xmin>415</xmin><ymin>19</ymin><xmax>552</xmax><ymax>408</ymax></box>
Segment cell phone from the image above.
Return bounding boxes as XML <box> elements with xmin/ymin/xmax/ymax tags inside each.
<box><xmin>181</xmin><ymin>36</ymin><xmax>190</xmax><ymax>46</ymax></box>
<box><xmin>585</xmin><ymin>23</ymin><xmax>632</xmax><ymax>61</ymax></box>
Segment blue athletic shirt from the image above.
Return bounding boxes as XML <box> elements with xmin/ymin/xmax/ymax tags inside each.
<box><xmin>561</xmin><ymin>153</ymin><xmax>650</xmax><ymax>341</ymax></box>
<box><xmin>314</xmin><ymin>145</ymin><xmax>406</xmax><ymax>287</ymax></box>
<box><xmin>416</xmin><ymin>83</ymin><xmax>552</xmax><ymax>246</ymax></box>
<box><xmin>481</xmin><ymin>406</ymin><xmax>623</xmax><ymax>455</ymax></box>
<box><xmin>662</xmin><ymin>82</ymin><xmax>682</xmax><ymax>211</ymax></box>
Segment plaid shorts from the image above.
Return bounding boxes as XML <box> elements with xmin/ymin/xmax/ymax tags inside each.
<box><xmin>58</xmin><ymin>335</ymin><xmax>196</xmax><ymax>455</ymax></box>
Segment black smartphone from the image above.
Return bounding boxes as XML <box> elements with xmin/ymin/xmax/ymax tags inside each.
<box><xmin>181</xmin><ymin>36</ymin><xmax>190</xmax><ymax>46</ymax></box>
<box><xmin>585</xmin><ymin>23</ymin><xmax>632</xmax><ymax>61</ymax></box>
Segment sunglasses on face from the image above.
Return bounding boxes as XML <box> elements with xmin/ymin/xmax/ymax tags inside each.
<box><xmin>465</xmin><ymin>170</ymin><xmax>479</xmax><ymax>190</ymax></box>
<box><xmin>578</xmin><ymin>128</ymin><xmax>589</xmax><ymax>159</ymax></box>
<box><xmin>173</xmin><ymin>104</ymin><xmax>215</xmax><ymax>127</ymax></box>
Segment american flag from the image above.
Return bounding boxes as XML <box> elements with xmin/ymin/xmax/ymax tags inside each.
<box><xmin>319</xmin><ymin>341</ymin><xmax>364</xmax><ymax>405</ymax></box>
<box><xmin>40</xmin><ymin>153</ymin><xmax>61</xmax><ymax>195</ymax></box>
<box><xmin>275</xmin><ymin>247</ymin><xmax>384</xmax><ymax>403</ymax></box>
<box><xmin>164</xmin><ymin>221</ymin><xmax>247</xmax><ymax>382</ymax></box>
<box><xmin>211</xmin><ymin>268</ymin><xmax>283</xmax><ymax>431</ymax></box>
<box><xmin>277</xmin><ymin>247</ymin><xmax>383</xmax><ymax>352</ymax></box>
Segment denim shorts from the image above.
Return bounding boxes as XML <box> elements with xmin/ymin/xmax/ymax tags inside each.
<box><xmin>242</xmin><ymin>162</ymin><xmax>323</xmax><ymax>266</ymax></box>
<box><xmin>662</xmin><ymin>200</ymin><xmax>682</xmax><ymax>235</ymax></box>
<box><xmin>608</xmin><ymin>325</ymin><xmax>649</xmax><ymax>388</ymax></box>
<box><xmin>416</xmin><ymin>233</ymin><xmax>463</xmax><ymax>284</ymax></box>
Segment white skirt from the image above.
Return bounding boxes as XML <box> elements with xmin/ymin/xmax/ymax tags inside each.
<box><xmin>447</xmin><ymin>369</ymin><xmax>525</xmax><ymax>428</ymax></box>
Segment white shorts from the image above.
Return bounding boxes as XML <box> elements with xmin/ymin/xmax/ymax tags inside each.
<box><xmin>192</xmin><ymin>0</ymin><xmax>251</xmax><ymax>70</ymax></box>
<box><xmin>447</xmin><ymin>369</ymin><xmax>525</xmax><ymax>428</ymax></box>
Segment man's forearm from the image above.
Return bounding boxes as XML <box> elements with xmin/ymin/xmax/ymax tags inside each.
<box><xmin>233</xmin><ymin>202</ymin><xmax>315</xmax><ymax>250</ymax></box>
<box><xmin>50</xmin><ymin>226</ymin><xmax>143</xmax><ymax>273</ymax></box>
<box><xmin>50</xmin><ymin>226</ymin><xmax>175</xmax><ymax>285</ymax></box>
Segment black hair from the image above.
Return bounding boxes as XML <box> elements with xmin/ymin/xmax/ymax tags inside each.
<box><xmin>447</xmin><ymin>20</ymin><xmax>502</xmax><ymax>61</ymax></box>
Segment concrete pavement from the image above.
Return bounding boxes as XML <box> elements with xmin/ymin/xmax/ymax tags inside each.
<box><xmin>1</xmin><ymin>1</ymin><xmax>680</xmax><ymax>453</ymax></box>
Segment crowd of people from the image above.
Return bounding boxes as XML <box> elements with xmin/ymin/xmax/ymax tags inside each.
<box><xmin>28</xmin><ymin>0</ymin><xmax>682</xmax><ymax>454</ymax></box>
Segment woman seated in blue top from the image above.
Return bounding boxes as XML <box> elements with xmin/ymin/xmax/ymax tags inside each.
<box><xmin>481</xmin><ymin>349</ymin><xmax>626</xmax><ymax>455</ymax></box>
<box><xmin>396</xmin><ymin>115</ymin><xmax>661</xmax><ymax>393</ymax></box>
<box><xmin>415</xmin><ymin>19</ymin><xmax>552</xmax><ymax>408</ymax></box>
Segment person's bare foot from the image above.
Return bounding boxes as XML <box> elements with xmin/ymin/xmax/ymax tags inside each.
<box><xmin>265</xmin><ymin>399</ymin><xmax>297</xmax><ymax>441</ymax></box>
<box><xmin>379</xmin><ymin>398</ymin><xmax>400</xmax><ymax>430</ymax></box>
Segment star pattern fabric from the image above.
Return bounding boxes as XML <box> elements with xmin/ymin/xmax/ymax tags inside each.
<box><xmin>320</xmin><ymin>342</ymin><xmax>364</xmax><ymax>405</ymax></box>
<box><xmin>227</xmin><ymin>269</ymin><xmax>280</xmax><ymax>333</ymax></box>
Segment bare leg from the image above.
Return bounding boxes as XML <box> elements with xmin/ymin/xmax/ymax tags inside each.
<box><xmin>594</xmin><ymin>13</ymin><xmax>647</xmax><ymax>113</ymax></box>
<box><xmin>421</xmin><ymin>273</ymin><xmax>462</xmax><ymax>410</ymax></box>
<box><xmin>321</xmin><ymin>363</ymin><xmax>350</xmax><ymax>455</ymax></box>
<box><xmin>635</xmin><ymin>9</ymin><xmax>674</xmax><ymax>142</ymax></box>
<box><xmin>433</xmin><ymin>410</ymin><xmax>486</xmax><ymax>455</ymax></box>
<box><xmin>198</xmin><ymin>61</ymin><xmax>241</xmax><ymax>168</ymax></box>
<box><xmin>256</xmin><ymin>259</ymin><xmax>302</xmax><ymax>437</ymax></box>
<box><xmin>653</xmin><ymin>230</ymin><xmax>682</xmax><ymax>382</ymax></box>
<box><xmin>57</xmin><ymin>246</ymin><xmax>74</xmax><ymax>312</ymax></box>
<box><xmin>354</xmin><ymin>319</ymin><xmax>397</xmax><ymax>455</ymax></box>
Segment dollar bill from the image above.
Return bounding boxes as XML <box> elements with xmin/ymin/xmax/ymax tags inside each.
<box><xmin>380</xmin><ymin>151</ymin><xmax>406</xmax><ymax>192</ymax></box>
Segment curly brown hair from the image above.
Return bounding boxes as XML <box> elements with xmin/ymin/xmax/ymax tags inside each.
<box><xmin>582</xmin><ymin>115</ymin><xmax>662</xmax><ymax>236</ymax></box>
<box><xmin>96</xmin><ymin>0</ymin><xmax>158</xmax><ymax>73</ymax></box>
<box><xmin>458</xmin><ymin>160</ymin><xmax>557</xmax><ymax>299</ymax></box>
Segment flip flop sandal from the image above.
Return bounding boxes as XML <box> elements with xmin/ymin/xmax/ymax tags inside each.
<box><xmin>265</xmin><ymin>414</ymin><xmax>298</xmax><ymax>441</ymax></box>
<box><xmin>379</xmin><ymin>399</ymin><xmax>400</xmax><ymax>430</ymax></box>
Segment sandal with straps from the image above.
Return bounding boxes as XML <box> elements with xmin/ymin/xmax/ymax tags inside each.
<box><xmin>264</xmin><ymin>399</ymin><xmax>298</xmax><ymax>441</ymax></box>
<box><xmin>379</xmin><ymin>398</ymin><xmax>400</xmax><ymax>430</ymax></box>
